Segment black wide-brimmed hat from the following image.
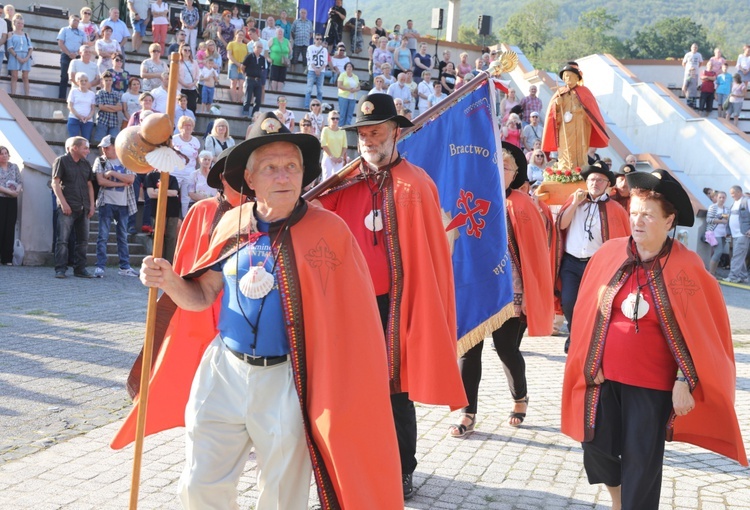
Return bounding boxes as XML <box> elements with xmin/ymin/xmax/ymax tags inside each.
<box><xmin>502</xmin><ymin>142</ymin><xmax>528</xmax><ymax>190</ymax></box>
<box><xmin>581</xmin><ymin>161</ymin><xmax>615</xmax><ymax>186</ymax></box>
<box><xmin>343</xmin><ymin>94</ymin><xmax>414</xmax><ymax>130</ymax></box>
<box><xmin>614</xmin><ymin>163</ymin><xmax>636</xmax><ymax>177</ymax></box>
<box><xmin>223</xmin><ymin>112</ymin><xmax>321</xmax><ymax>195</ymax></box>
<box><xmin>206</xmin><ymin>146</ymin><xmax>235</xmax><ymax>190</ymax></box>
<box><xmin>559</xmin><ymin>61</ymin><xmax>582</xmax><ymax>80</ymax></box>
<box><xmin>626</xmin><ymin>169</ymin><xmax>695</xmax><ymax>227</ymax></box>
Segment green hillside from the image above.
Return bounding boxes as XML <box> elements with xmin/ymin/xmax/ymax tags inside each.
<box><xmin>354</xmin><ymin>0</ymin><xmax>743</xmax><ymax>58</ymax></box>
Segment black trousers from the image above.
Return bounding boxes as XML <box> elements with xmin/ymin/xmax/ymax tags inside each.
<box><xmin>458</xmin><ymin>317</ymin><xmax>527</xmax><ymax>414</ymax></box>
<box><xmin>376</xmin><ymin>294</ymin><xmax>417</xmax><ymax>475</ymax></box>
<box><xmin>560</xmin><ymin>253</ymin><xmax>589</xmax><ymax>341</ymax></box>
<box><xmin>243</xmin><ymin>76</ymin><xmax>263</xmax><ymax>115</ymax></box>
<box><xmin>0</xmin><ymin>196</ymin><xmax>17</xmax><ymax>264</ymax></box>
<box><xmin>699</xmin><ymin>91</ymin><xmax>715</xmax><ymax>114</ymax></box>
<box><xmin>59</xmin><ymin>53</ymin><xmax>72</xmax><ymax>100</ymax></box>
<box><xmin>181</xmin><ymin>88</ymin><xmax>199</xmax><ymax>114</ymax></box>
<box><xmin>582</xmin><ymin>381</ymin><xmax>673</xmax><ymax>510</ymax></box>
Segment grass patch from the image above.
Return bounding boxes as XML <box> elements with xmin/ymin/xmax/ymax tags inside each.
<box><xmin>0</xmin><ymin>323</ymin><xmax>9</xmax><ymax>327</ymax></box>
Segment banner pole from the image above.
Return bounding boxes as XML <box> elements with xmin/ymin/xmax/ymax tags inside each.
<box><xmin>128</xmin><ymin>52</ymin><xmax>181</xmax><ymax>510</ymax></box>
<box><xmin>302</xmin><ymin>72</ymin><xmax>492</xmax><ymax>201</ymax></box>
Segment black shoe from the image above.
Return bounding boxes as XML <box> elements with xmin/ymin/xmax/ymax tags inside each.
<box><xmin>564</xmin><ymin>337</ymin><xmax>570</xmax><ymax>354</ymax></box>
<box><xmin>74</xmin><ymin>270</ymin><xmax>95</xmax><ymax>278</ymax></box>
<box><xmin>54</xmin><ymin>271</ymin><xmax>66</xmax><ymax>279</ymax></box>
<box><xmin>402</xmin><ymin>473</ymin><xmax>415</xmax><ymax>500</ymax></box>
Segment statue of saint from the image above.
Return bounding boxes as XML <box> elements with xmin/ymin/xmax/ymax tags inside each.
<box><xmin>542</xmin><ymin>62</ymin><xmax>609</xmax><ymax>170</ymax></box>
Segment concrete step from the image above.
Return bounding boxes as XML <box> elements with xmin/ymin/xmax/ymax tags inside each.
<box><xmin>86</xmin><ymin>253</ymin><xmax>146</xmax><ymax>268</ymax></box>
<box><xmin>24</xmin><ymin>23</ymin><xmax>371</xmax><ymax>72</ymax></box>
<box><xmin>85</xmin><ymin>240</ymin><xmax>147</xmax><ymax>254</ymax></box>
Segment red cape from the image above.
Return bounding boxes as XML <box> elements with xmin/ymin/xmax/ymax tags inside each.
<box><xmin>561</xmin><ymin>238</ymin><xmax>747</xmax><ymax>466</ymax></box>
<box><xmin>322</xmin><ymin>159</ymin><xmax>468</xmax><ymax>410</ymax></box>
<box><xmin>541</xmin><ymin>84</ymin><xmax>609</xmax><ymax>153</ymax></box>
<box><xmin>507</xmin><ymin>190</ymin><xmax>554</xmax><ymax>335</ymax></box>
<box><xmin>553</xmin><ymin>195</ymin><xmax>630</xmax><ymax>309</ymax></box>
<box><xmin>117</xmin><ymin>201</ymin><xmax>403</xmax><ymax>508</ymax></box>
<box><xmin>113</xmin><ymin>197</ymin><xmax>229</xmax><ymax>447</ymax></box>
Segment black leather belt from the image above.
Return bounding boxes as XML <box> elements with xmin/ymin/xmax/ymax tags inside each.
<box><xmin>227</xmin><ymin>348</ymin><xmax>289</xmax><ymax>367</ymax></box>
<box><xmin>564</xmin><ymin>253</ymin><xmax>591</xmax><ymax>263</ymax></box>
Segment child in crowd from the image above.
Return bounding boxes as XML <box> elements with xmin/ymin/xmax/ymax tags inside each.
<box><xmin>195</xmin><ymin>41</ymin><xmax>207</xmax><ymax>68</ymax></box>
<box><xmin>199</xmin><ymin>59</ymin><xmax>219</xmax><ymax>113</ymax></box>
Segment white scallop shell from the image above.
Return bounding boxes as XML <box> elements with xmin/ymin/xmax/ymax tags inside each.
<box><xmin>145</xmin><ymin>146</ymin><xmax>185</xmax><ymax>173</ymax></box>
<box><xmin>364</xmin><ymin>209</ymin><xmax>383</xmax><ymax>232</ymax></box>
<box><xmin>239</xmin><ymin>265</ymin><xmax>275</xmax><ymax>299</ymax></box>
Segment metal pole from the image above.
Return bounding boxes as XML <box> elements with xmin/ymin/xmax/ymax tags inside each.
<box><xmin>128</xmin><ymin>51</ymin><xmax>181</xmax><ymax>510</ymax></box>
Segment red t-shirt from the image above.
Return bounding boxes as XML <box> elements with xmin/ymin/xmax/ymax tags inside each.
<box><xmin>602</xmin><ymin>268</ymin><xmax>678</xmax><ymax>391</ymax></box>
<box><xmin>318</xmin><ymin>180</ymin><xmax>390</xmax><ymax>295</ymax></box>
<box><xmin>700</xmin><ymin>70</ymin><xmax>716</xmax><ymax>93</ymax></box>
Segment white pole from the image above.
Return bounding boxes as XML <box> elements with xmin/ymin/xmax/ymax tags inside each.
<box><xmin>313</xmin><ymin>0</ymin><xmax>318</xmax><ymax>28</ymax></box>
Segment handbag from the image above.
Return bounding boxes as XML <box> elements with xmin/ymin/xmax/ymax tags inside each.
<box><xmin>723</xmin><ymin>97</ymin><xmax>730</xmax><ymax>110</ymax></box>
<box><xmin>704</xmin><ymin>230</ymin><xmax>718</xmax><ymax>247</ymax></box>
<box><xmin>12</xmin><ymin>238</ymin><xmax>24</xmax><ymax>266</ymax></box>
<box><xmin>281</xmin><ymin>56</ymin><xmax>290</xmax><ymax>67</ymax></box>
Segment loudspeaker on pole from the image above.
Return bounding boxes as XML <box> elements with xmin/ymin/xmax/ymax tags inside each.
<box><xmin>477</xmin><ymin>15</ymin><xmax>492</xmax><ymax>36</ymax></box>
<box><xmin>431</xmin><ymin>8</ymin><xmax>443</xmax><ymax>30</ymax></box>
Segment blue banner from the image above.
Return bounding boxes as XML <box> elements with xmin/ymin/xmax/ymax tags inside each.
<box><xmin>296</xmin><ymin>0</ymin><xmax>334</xmax><ymax>34</ymax></box>
<box><xmin>398</xmin><ymin>82</ymin><xmax>514</xmax><ymax>355</ymax></box>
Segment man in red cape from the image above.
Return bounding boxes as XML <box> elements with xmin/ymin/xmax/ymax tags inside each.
<box><xmin>121</xmin><ymin>114</ymin><xmax>403</xmax><ymax>509</ymax></box>
<box><xmin>112</xmin><ymin>149</ymin><xmax>240</xmax><ymax>442</ymax></box>
<box><xmin>316</xmin><ymin>94</ymin><xmax>468</xmax><ymax>499</ymax></box>
<box><xmin>554</xmin><ymin>162</ymin><xmax>630</xmax><ymax>352</ymax></box>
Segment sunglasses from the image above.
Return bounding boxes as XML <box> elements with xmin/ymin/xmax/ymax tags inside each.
<box><xmin>311</xmin><ymin>103</ymin><xmax>320</xmax><ymax>107</ymax></box>
<box><xmin>301</xmin><ymin>123</ymin><xmax>311</xmax><ymax>127</ymax></box>
<box><xmin>315</xmin><ymin>37</ymin><xmax>323</xmax><ymax>41</ymax></box>
<box><xmin>82</xmin><ymin>11</ymin><xmax>92</xmax><ymax>14</ymax></box>
<box><xmin>330</xmin><ymin>117</ymin><xmax>340</xmax><ymax>120</ymax></box>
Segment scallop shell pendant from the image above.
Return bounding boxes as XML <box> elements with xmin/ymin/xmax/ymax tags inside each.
<box><xmin>621</xmin><ymin>292</ymin><xmax>649</xmax><ymax>321</ymax></box>
<box><xmin>239</xmin><ymin>265</ymin><xmax>275</xmax><ymax>299</ymax></box>
<box><xmin>364</xmin><ymin>209</ymin><xmax>383</xmax><ymax>232</ymax></box>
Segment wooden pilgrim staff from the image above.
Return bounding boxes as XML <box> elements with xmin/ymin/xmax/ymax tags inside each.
<box><xmin>114</xmin><ymin>52</ymin><xmax>182</xmax><ymax>509</ymax></box>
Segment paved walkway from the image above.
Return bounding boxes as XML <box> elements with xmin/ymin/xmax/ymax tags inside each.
<box><xmin>1</xmin><ymin>265</ymin><xmax>749</xmax><ymax>509</ymax></box>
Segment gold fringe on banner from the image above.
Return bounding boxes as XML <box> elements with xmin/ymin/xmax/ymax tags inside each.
<box><xmin>456</xmin><ymin>302</ymin><xmax>515</xmax><ymax>357</ymax></box>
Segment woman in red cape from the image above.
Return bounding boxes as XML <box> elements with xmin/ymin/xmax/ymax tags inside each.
<box><xmin>562</xmin><ymin>170</ymin><xmax>747</xmax><ymax>510</ymax></box>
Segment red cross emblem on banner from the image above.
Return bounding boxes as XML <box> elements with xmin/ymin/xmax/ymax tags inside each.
<box><xmin>445</xmin><ymin>189</ymin><xmax>491</xmax><ymax>239</ymax></box>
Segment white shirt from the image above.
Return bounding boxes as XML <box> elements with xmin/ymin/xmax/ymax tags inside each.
<box><xmin>387</xmin><ymin>82</ymin><xmax>413</xmax><ymax>106</ymax></box>
<box><xmin>261</xmin><ymin>26</ymin><xmax>277</xmax><ymax>42</ymax></box>
<box><xmin>171</xmin><ymin>134</ymin><xmax>200</xmax><ymax>176</ymax></box>
<box><xmin>67</xmin><ymin>88</ymin><xmax>96</xmax><ymax>118</ymax></box>
<box><xmin>306</xmin><ymin>44</ymin><xmax>328</xmax><ymax>72</ymax></box>
<box><xmin>737</xmin><ymin>53</ymin><xmax>750</xmax><ymax>73</ymax></box>
<box><xmin>150</xmin><ymin>1</ymin><xmax>170</xmax><ymax>25</ymax></box>
<box><xmin>564</xmin><ymin>195</ymin><xmax>609</xmax><ymax>258</ymax></box>
<box><xmin>150</xmin><ymin>86</ymin><xmax>168</xmax><ymax>113</ymax></box>
<box><xmin>730</xmin><ymin>200</ymin><xmax>742</xmax><ymax>238</ymax></box>
<box><xmin>330</xmin><ymin>55</ymin><xmax>350</xmax><ymax>72</ymax></box>
<box><xmin>246</xmin><ymin>38</ymin><xmax>268</xmax><ymax>58</ymax></box>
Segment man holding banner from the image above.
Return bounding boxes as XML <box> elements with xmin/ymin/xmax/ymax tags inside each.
<box><xmin>316</xmin><ymin>94</ymin><xmax>468</xmax><ymax>500</ymax></box>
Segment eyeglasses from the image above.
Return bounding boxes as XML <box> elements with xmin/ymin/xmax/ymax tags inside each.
<box><xmin>311</xmin><ymin>103</ymin><xmax>320</xmax><ymax>107</ymax></box>
<box><xmin>151</xmin><ymin>49</ymin><xmax>161</xmax><ymax>53</ymax></box>
<box><xmin>301</xmin><ymin>123</ymin><xmax>311</xmax><ymax>127</ymax></box>
<box><xmin>315</xmin><ymin>37</ymin><xmax>322</xmax><ymax>41</ymax></box>
<box><xmin>330</xmin><ymin>117</ymin><xmax>340</xmax><ymax>120</ymax></box>
<box><xmin>82</xmin><ymin>11</ymin><xmax>92</xmax><ymax>15</ymax></box>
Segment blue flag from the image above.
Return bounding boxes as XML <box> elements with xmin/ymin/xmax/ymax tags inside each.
<box><xmin>398</xmin><ymin>81</ymin><xmax>514</xmax><ymax>355</ymax></box>
<box><xmin>296</xmin><ymin>0</ymin><xmax>334</xmax><ymax>34</ymax></box>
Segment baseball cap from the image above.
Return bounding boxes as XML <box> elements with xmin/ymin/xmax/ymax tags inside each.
<box><xmin>530</xmin><ymin>111</ymin><xmax>539</xmax><ymax>117</ymax></box>
<box><xmin>98</xmin><ymin>135</ymin><xmax>113</xmax><ymax>148</ymax></box>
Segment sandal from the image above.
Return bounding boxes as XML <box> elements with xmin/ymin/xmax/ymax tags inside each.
<box><xmin>448</xmin><ymin>413</ymin><xmax>476</xmax><ymax>438</ymax></box>
<box><xmin>508</xmin><ymin>396</ymin><xmax>529</xmax><ymax>427</ymax></box>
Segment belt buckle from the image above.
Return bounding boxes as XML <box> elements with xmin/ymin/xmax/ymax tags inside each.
<box><xmin>244</xmin><ymin>353</ymin><xmax>265</xmax><ymax>365</ymax></box>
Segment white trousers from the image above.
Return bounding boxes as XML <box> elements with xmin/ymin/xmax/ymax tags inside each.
<box><xmin>179</xmin><ymin>337</ymin><xmax>312</xmax><ymax>510</ymax></box>
<box><xmin>321</xmin><ymin>154</ymin><xmax>345</xmax><ymax>181</ymax></box>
